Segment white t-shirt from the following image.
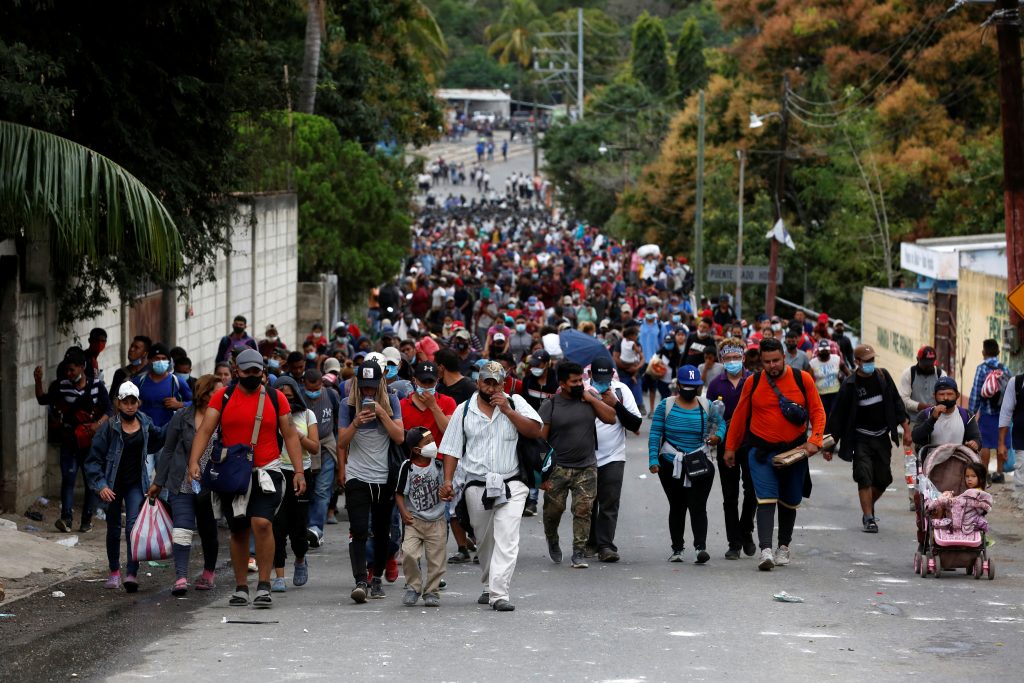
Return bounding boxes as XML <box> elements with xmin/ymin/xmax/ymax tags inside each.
<box><xmin>281</xmin><ymin>409</ymin><xmax>316</xmax><ymax>471</ymax></box>
<box><xmin>810</xmin><ymin>356</ymin><xmax>842</xmax><ymax>396</ymax></box>
<box><xmin>593</xmin><ymin>380</ymin><xmax>641</xmax><ymax>467</ymax></box>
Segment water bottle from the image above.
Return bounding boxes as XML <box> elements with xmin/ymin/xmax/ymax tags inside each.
<box><xmin>709</xmin><ymin>397</ymin><xmax>727</xmax><ymax>436</ymax></box>
<box><xmin>904</xmin><ymin>449</ymin><xmax>916</xmax><ymax>489</ymax></box>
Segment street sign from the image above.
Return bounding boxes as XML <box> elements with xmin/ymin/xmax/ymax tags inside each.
<box><xmin>1008</xmin><ymin>281</ymin><xmax>1024</xmax><ymax>319</ymax></box>
<box><xmin>707</xmin><ymin>264</ymin><xmax>783</xmax><ymax>285</ymax></box>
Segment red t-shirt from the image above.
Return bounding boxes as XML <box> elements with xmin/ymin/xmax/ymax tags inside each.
<box><xmin>209</xmin><ymin>385</ymin><xmax>288</xmax><ymax>467</ymax></box>
<box><xmin>400</xmin><ymin>393</ymin><xmax>457</xmax><ymax>443</ymax></box>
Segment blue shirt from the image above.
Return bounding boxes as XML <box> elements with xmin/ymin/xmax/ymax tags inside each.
<box><xmin>133</xmin><ymin>373</ymin><xmax>193</xmax><ymax>428</ymax></box>
<box><xmin>969</xmin><ymin>357</ymin><xmax>1008</xmax><ymax>416</ymax></box>
<box><xmin>639</xmin><ymin>320</ymin><xmax>667</xmax><ymax>360</ymax></box>
<box><xmin>648</xmin><ymin>398</ymin><xmax>726</xmax><ymax>468</ymax></box>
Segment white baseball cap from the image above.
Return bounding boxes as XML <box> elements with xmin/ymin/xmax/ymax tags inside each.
<box><xmin>117</xmin><ymin>383</ymin><xmax>140</xmax><ymax>401</ymax></box>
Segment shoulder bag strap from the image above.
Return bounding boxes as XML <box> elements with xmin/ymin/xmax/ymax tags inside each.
<box><xmin>764</xmin><ymin>371</ymin><xmax>790</xmax><ymax>404</ymax></box>
<box><xmin>250</xmin><ymin>387</ymin><xmax>267</xmax><ymax>449</ymax></box>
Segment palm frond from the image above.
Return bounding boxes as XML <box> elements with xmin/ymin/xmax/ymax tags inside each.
<box><xmin>0</xmin><ymin>120</ymin><xmax>182</xmax><ymax>278</ymax></box>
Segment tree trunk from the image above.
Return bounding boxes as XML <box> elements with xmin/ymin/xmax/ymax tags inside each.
<box><xmin>298</xmin><ymin>0</ymin><xmax>322</xmax><ymax>115</ymax></box>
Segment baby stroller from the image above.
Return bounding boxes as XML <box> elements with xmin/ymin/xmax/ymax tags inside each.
<box><xmin>913</xmin><ymin>443</ymin><xmax>993</xmax><ymax>579</ymax></box>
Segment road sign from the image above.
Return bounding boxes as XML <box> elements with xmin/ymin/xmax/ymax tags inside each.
<box><xmin>706</xmin><ymin>264</ymin><xmax>784</xmax><ymax>285</ymax></box>
<box><xmin>1009</xmin><ymin>281</ymin><xmax>1024</xmax><ymax>319</ymax></box>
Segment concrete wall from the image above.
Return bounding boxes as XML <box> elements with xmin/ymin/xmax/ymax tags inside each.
<box><xmin>860</xmin><ymin>287</ymin><xmax>935</xmax><ymax>377</ymax></box>
<box><xmin>4</xmin><ymin>193</ymin><xmax>298</xmax><ymax>512</ymax></box>
<box><xmin>956</xmin><ymin>267</ymin><xmax>1022</xmax><ymax>390</ymax></box>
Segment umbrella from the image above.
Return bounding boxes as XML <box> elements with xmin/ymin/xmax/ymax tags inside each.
<box><xmin>636</xmin><ymin>244</ymin><xmax>661</xmax><ymax>258</ymax></box>
<box><xmin>559</xmin><ymin>329</ymin><xmax>612</xmax><ymax>368</ymax></box>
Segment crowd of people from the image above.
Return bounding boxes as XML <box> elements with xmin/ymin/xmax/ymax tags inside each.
<box><xmin>32</xmin><ymin>203</ymin><xmax>1016</xmax><ymax>610</ymax></box>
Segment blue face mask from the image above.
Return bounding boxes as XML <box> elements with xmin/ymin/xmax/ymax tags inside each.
<box><xmin>591</xmin><ymin>381</ymin><xmax>610</xmax><ymax>394</ymax></box>
<box><xmin>516</xmin><ymin>324</ymin><xmax>526</xmax><ymax>333</ymax></box>
<box><xmin>664</xmin><ymin>342</ymin><xmax>675</xmax><ymax>350</ymax></box>
<box><xmin>151</xmin><ymin>360</ymin><xmax>170</xmax><ymax>375</ymax></box>
<box><xmin>175</xmin><ymin>372</ymin><xmax>190</xmax><ymax>384</ymax></box>
<box><xmin>415</xmin><ymin>385</ymin><xmax>436</xmax><ymax>396</ymax></box>
<box><xmin>129</xmin><ymin>357</ymin><xmax>143</xmax><ymax>366</ymax></box>
<box><xmin>304</xmin><ymin>389</ymin><xmax>321</xmax><ymax>399</ymax></box>
<box><xmin>724</xmin><ymin>361</ymin><xmax>743</xmax><ymax>375</ymax></box>
<box><xmin>861</xmin><ymin>362</ymin><xmax>876</xmax><ymax>374</ymax></box>
<box><xmin>386</xmin><ymin>366</ymin><xmax>398</xmax><ymax>379</ymax></box>
<box><xmin>306</xmin><ymin>352</ymin><xmax>317</xmax><ymax>361</ymax></box>
<box><xmin>671</xmin><ymin>315</ymin><xmax>681</xmax><ymax>323</ymax></box>
<box><xmin>471</xmin><ymin>372</ymin><xmax>480</xmax><ymax>382</ymax></box>
<box><xmin>268</xmin><ymin>358</ymin><xmax>280</xmax><ymax>369</ymax></box>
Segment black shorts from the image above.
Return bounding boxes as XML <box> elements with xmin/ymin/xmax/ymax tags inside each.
<box><xmin>220</xmin><ymin>469</ymin><xmax>285</xmax><ymax>533</ymax></box>
<box><xmin>851</xmin><ymin>435</ymin><xmax>894</xmax><ymax>491</ymax></box>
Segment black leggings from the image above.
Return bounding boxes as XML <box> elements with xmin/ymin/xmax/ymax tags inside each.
<box><xmin>345</xmin><ymin>479</ymin><xmax>395</xmax><ymax>583</ymax></box>
<box><xmin>657</xmin><ymin>461</ymin><xmax>715</xmax><ymax>552</ymax></box>
<box><xmin>272</xmin><ymin>469</ymin><xmax>310</xmax><ymax>569</ymax></box>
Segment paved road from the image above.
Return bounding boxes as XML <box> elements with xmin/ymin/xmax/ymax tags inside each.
<box><xmin>102</xmin><ymin>420</ymin><xmax>1024</xmax><ymax>682</ymax></box>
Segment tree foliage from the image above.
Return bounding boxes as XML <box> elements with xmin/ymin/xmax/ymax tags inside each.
<box><xmin>630</xmin><ymin>11</ymin><xmax>670</xmax><ymax>96</ymax></box>
<box><xmin>485</xmin><ymin>0</ymin><xmax>551</xmax><ymax>67</ymax></box>
<box><xmin>674</xmin><ymin>17</ymin><xmax>708</xmax><ymax>105</ymax></box>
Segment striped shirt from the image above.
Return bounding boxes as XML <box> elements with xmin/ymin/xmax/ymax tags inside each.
<box><xmin>648</xmin><ymin>398</ymin><xmax>726</xmax><ymax>468</ymax></box>
<box><xmin>438</xmin><ymin>392</ymin><xmax>542</xmax><ymax>480</ymax></box>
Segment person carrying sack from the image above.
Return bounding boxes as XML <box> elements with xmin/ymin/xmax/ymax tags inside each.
<box><xmin>187</xmin><ymin>349</ymin><xmax>305</xmax><ymax>609</ymax></box>
<box><xmin>724</xmin><ymin>338</ymin><xmax>827</xmax><ymax>571</ymax></box>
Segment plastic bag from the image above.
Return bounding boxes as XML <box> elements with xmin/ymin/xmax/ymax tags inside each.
<box><xmin>130</xmin><ymin>497</ymin><xmax>173</xmax><ymax>562</ymax></box>
<box><xmin>917</xmin><ymin>474</ymin><xmax>941</xmax><ymax>502</ymax></box>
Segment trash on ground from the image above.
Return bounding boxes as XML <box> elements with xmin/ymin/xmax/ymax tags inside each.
<box><xmin>145</xmin><ymin>573</ymin><xmax>152</xmax><ymax>577</ymax></box>
<box><xmin>221</xmin><ymin>617</ymin><xmax>279</xmax><ymax>624</ymax></box>
<box><xmin>51</xmin><ymin>591</ymin><xmax>66</xmax><ymax>598</ymax></box>
<box><xmin>37</xmin><ymin>497</ymin><xmax>49</xmax><ymax>506</ymax></box>
<box><xmin>0</xmin><ymin>613</ymin><xmax>15</xmax><ymax>618</ymax></box>
<box><xmin>22</xmin><ymin>525</ymin><xmax>39</xmax><ymax>532</ymax></box>
<box><xmin>773</xmin><ymin>591</ymin><xmax>804</xmax><ymax>603</ymax></box>
<box><xmin>146</xmin><ymin>561</ymin><xmax>169</xmax><ymax>568</ymax></box>
<box><xmin>24</xmin><ymin>510</ymin><xmax>43</xmax><ymax>522</ymax></box>
<box><xmin>82</xmin><ymin>579</ymin><xmax>106</xmax><ymax>583</ymax></box>
<box><xmin>55</xmin><ymin>535</ymin><xmax>79</xmax><ymax>548</ymax></box>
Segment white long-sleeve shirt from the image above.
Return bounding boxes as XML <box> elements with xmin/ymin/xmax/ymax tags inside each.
<box><xmin>998</xmin><ymin>376</ymin><xmax>1021</xmax><ymax>429</ymax></box>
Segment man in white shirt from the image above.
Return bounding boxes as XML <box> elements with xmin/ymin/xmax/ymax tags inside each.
<box><xmin>585</xmin><ymin>357</ymin><xmax>643</xmax><ymax>562</ymax></box>
<box><xmin>438</xmin><ymin>362</ymin><xmax>543</xmax><ymax>612</ymax></box>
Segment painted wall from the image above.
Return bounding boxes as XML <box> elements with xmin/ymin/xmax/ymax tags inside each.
<box><xmin>956</xmin><ymin>267</ymin><xmax>1021</xmax><ymax>391</ymax></box>
<box><xmin>860</xmin><ymin>287</ymin><xmax>934</xmax><ymax>377</ymax></box>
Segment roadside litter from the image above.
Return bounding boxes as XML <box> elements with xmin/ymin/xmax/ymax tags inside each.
<box><xmin>51</xmin><ymin>591</ymin><xmax>65</xmax><ymax>598</ymax></box>
<box><xmin>222</xmin><ymin>617</ymin><xmax>279</xmax><ymax>624</ymax></box>
<box><xmin>773</xmin><ymin>591</ymin><xmax>804</xmax><ymax>603</ymax></box>
<box><xmin>54</xmin><ymin>535</ymin><xmax>79</xmax><ymax>548</ymax></box>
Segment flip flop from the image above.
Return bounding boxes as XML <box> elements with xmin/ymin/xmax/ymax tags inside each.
<box><xmin>229</xmin><ymin>590</ymin><xmax>250</xmax><ymax>606</ymax></box>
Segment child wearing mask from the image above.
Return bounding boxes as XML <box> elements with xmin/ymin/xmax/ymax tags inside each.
<box><xmin>396</xmin><ymin>428</ymin><xmax>448</xmax><ymax>607</ymax></box>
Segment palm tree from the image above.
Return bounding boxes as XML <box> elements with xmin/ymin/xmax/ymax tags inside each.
<box><xmin>402</xmin><ymin>1</ymin><xmax>449</xmax><ymax>82</ymax></box>
<box><xmin>0</xmin><ymin>120</ymin><xmax>182</xmax><ymax>278</ymax></box>
<box><xmin>298</xmin><ymin>0</ymin><xmax>324</xmax><ymax>115</ymax></box>
<box><xmin>485</xmin><ymin>0</ymin><xmax>550</xmax><ymax>68</ymax></box>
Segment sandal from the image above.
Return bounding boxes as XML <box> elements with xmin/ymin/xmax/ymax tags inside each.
<box><xmin>229</xmin><ymin>589</ymin><xmax>250</xmax><ymax>606</ymax></box>
<box><xmin>171</xmin><ymin>578</ymin><xmax>188</xmax><ymax>597</ymax></box>
<box><xmin>253</xmin><ymin>588</ymin><xmax>272</xmax><ymax>608</ymax></box>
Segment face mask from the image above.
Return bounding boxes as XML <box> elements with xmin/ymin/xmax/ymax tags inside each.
<box><xmin>288</xmin><ymin>398</ymin><xmax>305</xmax><ymax>413</ymax></box>
<box><xmin>938</xmin><ymin>399</ymin><xmax>958</xmax><ymax>409</ymax></box>
<box><xmin>568</xmin><ymin>385</ymin><xmax>584</xmax><ymax>400</ymax></box>
<box><xmin>419</xmin><ymin>442</ymin><xmax>439</xmax><ymax>459</ymax></box>
<box><xmin>664</xmin><ymin>342</ymin><xmax>675</xmax><ymax>350</ymax></box>
<box><xmin>698</xmin><ymin>331</ymin><xmax>709</xmax><ymax>339</ymax></box>
<box><xmin>239</xmin><ymin>374</ymin><xmax>262</xmax><ymax>391</ymax></box>
<box><xmin>646</xmin><ymin>315</ymin><xmax>657</xmax><ymax>322</ymax></box>
<box><xmin>268</xmin><ymin>358</ymin><xmax>280</xmax><ymax>369</ymax></box>
<box><xmin>917</xmin><ymin>365</ymin><xmax>935</xmax><ymax>375</ymax></box>
<box><xmin>671</xmin><ymin>315</ymin><xmax>681</xmax><ymax>323</ymax></box>
<box><xmin>456</xmin><ymin>342</ymin><xmax>469</xmax><ymax>351</ymax></box>
<box><xmin>471</xmin><ymin>372</ymin><xmax>479</xmax><ymax>382</ymax></box>
<box><xmin>591</xmin><ymin>381</ymin><xmax>610</xmax><ymax>394</ymax></box>
<box><xmin>386</xmin><ymin>366</ymin><xmax>398</xmax><ymax>380</ymax></box>
<box><xmin>119</xmin><ymin>411</ymin><xmax>138</xmax><ymax>423</ymax></box>
<box><xmin>516</xmin><ymin>324</ymin><xmax>526</xmax><ymax>333</ymax></box>
<box><xmin>860</xmin><ymin>362</ymin><xmax>876</xmax><ymax>374</ymax></box>
<box><xmin>786</xmin><ymin>342</ymin><xmax>797</xmax><ymax>351</ymax></box>
<box><xmin>818</xmin><ymin>351</ymin><xmax>830</xmax><ymax>361</ymax></box>
<box><xmin>233</xmin><ymin>326</ymin><xmax>245</xmax><ymax>335</ymax></box>
<box><xmin>679</xmin><ymin>387</ymin><xmax>699</xmax><ymax>400</ymax></box>
<box><xmin>70</xmin><ymin>373</ymin><xmax>83</xmax><ymax>384</ymax></box>
<box><xmin>530</xmin><ymin>367</ymin><xmax>544</xmax><ymax>377</ymax></box>
<box><xmin>304</xmin><ymin>389</ymin><xmax>321</xmax><ymax>399</ymax></box>
<box><xmin>724</xmin><ymin>361</ymin><xmax>743</xmax><ymax>375</ymax></box>
<box><xmin>415</xmin><ymin>385</ymin><xmax>436</xmax><ymax>396</ymax></box>
<box><xmin>771</xmin><ymin>323</ymin><xmax>782</xmax><ymax>332</ymax></box>
<box><xmin>175</xmin><ymin>372</ymin><xmax>190</xmax><ymax>384</ymax></box>
<box><xmin>306</xmin><ymin>352</ymin><xmax>317</xmax><ymax>361</ymax></box>
<box><xmin>267</xmin><ymin>335</ymin><xmax>278</xmax><ymax>343</ymax></box>
<box><xmin>152</xmin><ymin>360</ymin><xmax>171</xmax><ymax>375</ymax></box>
<box><xmin>129</xmin><ymin>357</ymin><xmax>143</xmax><ymax>366</ymax></box>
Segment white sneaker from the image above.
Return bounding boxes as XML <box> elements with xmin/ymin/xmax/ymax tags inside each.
<box><xmin>758</xmin><ymin>547</ymin><xmax>775</xmax><ymax>571</ymax></box>
<box><xmin>775</xmin><ymin>546</ymin><xmax>791</xmax><ymax>566</ymax></box>
<box><xmin>667</xmin><ymin>551</ymin><xmax>684</xmax><ymax>563</ymax></box>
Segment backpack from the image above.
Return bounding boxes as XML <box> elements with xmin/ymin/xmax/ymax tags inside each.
<box><xmin>136</xmin><ymin>372</ymin><xmax>183</xmax><ymax>402</ymax></box>
<box><xmin>981</xmin><ymin>366</ymin><xmax>1009</xmax><ymax>406</ymax></box>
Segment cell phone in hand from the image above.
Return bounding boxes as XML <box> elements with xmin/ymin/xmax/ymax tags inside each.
<box><xmin>361</xmin><ymin>398</ymin><xmax>377</xmax><ymax>416</ymax></box>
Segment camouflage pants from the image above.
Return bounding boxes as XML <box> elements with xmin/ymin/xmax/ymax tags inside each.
<box><xmin>543</xmin><ymin>465</ymin><xmax>598</xmax><ymax>553</ymax></box>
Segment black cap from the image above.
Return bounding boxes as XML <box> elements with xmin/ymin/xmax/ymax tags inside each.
<box><xmin>590</xmin><ymin>356</ymin><xmax>614</xmax><ymax>381</ymax></box>
<box><xmin>149</xmin><ymin>342</ymin><xmax>170</xmax><ymax>358</ymax></box>
<box><xmin>403</xmin><ymin>426</ymin><xmax>432</xmax><ymax>457</ymax></box>
<box><xmin>784</xmin><ymin>328</ymin><xmax>799</xmax><ymax>339</ymax></box>
<box><xmin>528</xmin><ymin>350</ymin><xmax>551</xmax><ymax>366</ymax></box>
<box><xmin>356</xmin><ymin>360</ymin><xmax>383</xmax><ymax>388</ymax></box>
<box><xmin>414</xmin><ymin>361</ymin><xmax>439</xmax><ymax>381</ymax></box>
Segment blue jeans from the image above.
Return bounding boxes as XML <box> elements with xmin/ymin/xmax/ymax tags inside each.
<box><xmin>307</xmin><ymin>452</ymin><xmax>336</xmax><ymax>533</ymax></box>
<box><xmin>620</xmin><ymin>369</ymin><xmax>643</xmax><ymax>408</ymax></box>
<box><xmin>168</xmin><ymin>490</ymin><xmax>219</xmax><ymax>574</ymax></box>
<box><xmin>106</xmin><ymin>486</ymin><xmax>144</xmax><ymax>575</ymax></box>
<box><xmin>60</xmin><ymin>443</ymin><xmax>98</xmax><ymax>523</ymax></box>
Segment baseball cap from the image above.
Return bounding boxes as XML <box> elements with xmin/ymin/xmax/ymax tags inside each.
<box><xmin>364</xmin><ymin>351</ymin><xmax>387</xmax><ymax>371</ymax></box>
<box><xmin>380</xmin><ymin>326</ymin><xmax>397</xmax><ymax>338</ymax></box>
<box><xmin>833</xmin><ymin>319</ymin><xmax>846</xmax><ymax>328</ymax></box>
<box><xmin>562</xmin><ymin>295</ymin><xmax>573</xmax><ymax>306</ymax></box>
<box><xmin>854</xmin><ymin>344</ymin><xmax>876</xmax><ymax>361</ymax></box>
<box><xmin>934</xmin><ymin>376</ymin><xmax>958</xmax><ymax>394</ymax></box>
<box><xmin>149</xmin><ymin>342</ymin><xmax>171</xmax><ymax>358</ymax></box>
<box><xmin>414</xmin><ymin>361</ymin><xmax>439</xmax><ymax>382</ymax></box>
<box><xmin>917</xmin><ymin>345</ymin><xmax>937</xmax><ymax>361</ymax></box>
<box><xmin>117</xmin><ymin>382</ymin><xmax>140</xmax><ymax>401</ymax></box>
<box><xmin>590</xmin><ymin>356</ymin><xmax>614</xmax><ymax>381</ymax></box>
<box><xmin>493</xmin><ymin>332</ymin><xmax>506</xmax><ymax>342</ymax></box>
<box><xmin>817</xmin><ymin>339</ymin><xmax>831</xmax><ymax>350</ymax></box>
<box><xmin>676</xmin><ymin>364</ymin><xmax>703</xmax><ymax>386</ymax></box>
<box><xmin>453</xmin><ymin>328</ymin><xmax>471</xmax><ymax>341</ymax></box>
<box><xmin>620</xmin><ymin>304</ymin><xmax>632</xmax><ymax>313</ymax></box>
<box><xmin>403</xmin><ymin>426</ymin><xmax>433</xmax><ymax>457</ymax></box>
<box><xmin>528</xmin><ymin>350</ymin><xmax>551</xmax><ymax>366</ymax></box>
<box><xmin>357</xmin><ymin>360</ymin><xmax>383</xmax><ymax>388</ymax></box>
<box><xmin>381</xmin><ymin>346</ymin><xmax>402</xmax><ymax>365</ymax></box>
<box><xmin>323</xmin><ymin>358</ymin><xmax>342</xmax><ymax>374</ymax></box>
<box><xmin>236</xmin><ymin>348</ymin><xmax>265</xmax><ymax>371</ymax></box>
<box><xmin>478</xmin><ymin>361</ymin><xmax>505</xmax><ymax>383</ymax></box>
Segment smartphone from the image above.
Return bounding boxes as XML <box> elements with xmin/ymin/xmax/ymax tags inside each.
<box><xmin>361</xmin><ymin>397</ymin><xmax>377</xmax><ymax>415</ymax></box>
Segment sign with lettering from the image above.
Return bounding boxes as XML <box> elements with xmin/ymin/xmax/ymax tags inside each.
<box><xmin>900</xmin><ymin>243</ymin><xmax>958</xmax><ymax>281</ymax></box>
<box><xmin>706</xmin><ymin>264</ymin><xmax>783</xmax><ymax>284</ymax></box>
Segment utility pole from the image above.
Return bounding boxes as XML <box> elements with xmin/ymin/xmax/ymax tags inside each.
<box><xmin>694</xmin><ymin>89</ymin><xmax>706</xmax><ymax>306</ymax></box>
<box><xmin>735</xmin><ymin>149</ymin><xmax>746</xmax><ymax>320</ymax></box>
<box><xmin>765</xmin><ymin>75</ymin><xmax>790</xmax><ymax>317</ymax></box>
<box><xmin>577</xmin><ymin>6</ymin><xmax>584</xmax><ymax>120</ymax></box>
<box><xmin>996</xmin><ymin>0</ymin><xmax>1024</xmax><ymax>332</ymax></box>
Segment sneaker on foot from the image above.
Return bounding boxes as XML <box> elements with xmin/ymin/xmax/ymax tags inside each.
<box><xmin>862</xmin><ymin>515</ymin><xmax>879</xmax><ymax>533</ymax></box>
<box><xmin>293</xmin><ymin>560</ymin><xmax>309</xmax><ymax>587</ymax></box>
<box><xmin>385</xmin><ymin>557</ymin><xmax>399</xmax><ymax>583</ymax></box>
<box><xmin>547</xmin><ymin>539</ymin><xmax>563</xmax><ymax>564</ymax></box>
<box><xmin>477</xmin><ymin>591</ymin><xmax>490</xmax><ymax>605</ymax></box>
<box><xmin>758</xmin><ymin>548</ymin><xmax>775</xmax><ymax>571</ymax></box>
<box><xmin>104</xmin><ymin>572</ymin><xmax>121</xmax><ymax>590</ymax></box>
<box><xmin>423</xmin><ymin>592</ymin><xmax>440</xmax><ymax>607</ymax></box>
<box><xmin>724</xmin><ymin>548</ymin><xmax>741</xmax><ymax>560</ymax></box>
<box><xmin>124</xmin><ymin>574</ymin><xmax>139</xmax><ymax>593</ymax></box>
<box><xmin>171</xmin><ymin>577</ymin><xmax>188</xmax><ymax>596</ymax></box>
<box><xmin>992</xmin><ymin>472</ymin><xmax>1006</xmax><ymax>484</ymax></box>
<box><xmin>351</xmin><ymin>581</ymin><xmax>368</xmax><ymax>603</ymax></box>
<box><xmin>439</xmin><ymin>578</ymin><xmax>447</xmax><ymax>591</ymax></box>
<box><xmin>326</xmin><ymin>513</ymin><xmax>338</xmax><ymax>525</ymax></box>
<box><xmin>492</xmin><ymin>599</ymin><xmax>515</xmax><ymax>612</ymax></box>
<box><xmin>775</xmin><ymin>545</ymin><xmax>791</xmax><ymax>566</ymax></box>
<box><xmin>742</xmin><ymin>535</ymin><xmax>757</xmax><ymax>557</ymax></box>
<box><xmin>598</xmin><ymin>548</ymin><xmax>620</xmax><ymax>563</ymax></box>
<box><xmin>402</xmin><ymin>587</ymin><xmax>420</xmax><ymax>606</ymax></box>
<box><xmin>247</xmin><ymin>557</ymin><xmax>258</xmax><ymax>573</ymax></box>
<box><xmin>522</xmin><ymin>500</ymin><xmax>538</xmax><ymax>517</ymax></box>
<box><xmin>194</xmin><ymin>570</ymin><xmax>216</xmax><ymax>590</ymax></box>
<box><xmin>583</xmin><ymin>544</ymin><xmax>599</xmax><ymax>558</ymax></box>
<box><xmin>695</xmin><ymin>549</ymin><xmax>710</xmax><ymax>564</ymax></box>
<box><xmin>55</xmin><ymin>518</ymin><xmax>72</xmax><ymax>533</ymax></box>
<box><xmin>271</xmin><ymin>577</ymin><xmax>287</xmax><ymax>592</ymax></box>
<box><xmin>306</xmin><ymin>527</ymin><xmax>323</xmax><ymax>548</ymax></box>
<box><xmin>570</xmin><ymin>552</ymin><xmax>589</xmax><ymax>569</ymax></box>
<box><xmin>667</xmin><ymin>551</ymin><xmax>684</xmax><ymax>563</ymax></box>
<box><xmin>447</xmin><ymin>548</ymin><xmax>471</xmax><ymax>564</ymax></box>
<box><xmin>369</xmin><ymin>578</ymin><xmax>385</xmax><ymax>599</ymax></box>
<box><xmin>78</xmin><ymin>521</ymin><xmax>93</xmax><ymax>533</ymax></box>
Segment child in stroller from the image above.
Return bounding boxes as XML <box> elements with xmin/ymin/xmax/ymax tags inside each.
<box><xmin>925</xmin><ymin>462</ymin><xmax>992</xmax><ymax>534</ymax></box>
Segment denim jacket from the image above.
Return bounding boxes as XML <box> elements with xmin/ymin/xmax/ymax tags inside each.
<box><xmin>84</xmin><ymin>412</ymin><xmax>166</xmax><ymax>495</ymax></box>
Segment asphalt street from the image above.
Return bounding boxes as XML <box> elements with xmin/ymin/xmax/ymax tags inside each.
<box><xmin>95</xmin><ymin>417</ymin><xmax>1024</xmax><ymax>682</ymax></box>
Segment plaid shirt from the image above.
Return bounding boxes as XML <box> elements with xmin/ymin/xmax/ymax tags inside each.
<box><xmin>968</xmin><ymin>357</ymin><xmax>1007</xmax><ymax>416</ymax></box>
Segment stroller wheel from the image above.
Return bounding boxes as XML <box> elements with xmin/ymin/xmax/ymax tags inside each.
<box><xmin>988</xmin><ymin>558</ymin><xmax>995</xmax><ymax>580</ymax></box>
<box><xmin>932</xmin><ymin>553</ymin><xmax>942</xmax><ymax>579</ymax></box>
<box><xmin>973</xmin><ymin>557</ymin><xmax>983</xmax><ymax>580</ymax></box>
<box><xmin>913</xmin><ymin>552</ymin><xmax>922</xmax><ymax>574</ymax></box>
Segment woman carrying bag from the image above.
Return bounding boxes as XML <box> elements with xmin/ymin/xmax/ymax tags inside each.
<box><xmin>648</xmin><ymin>365</ymin><xmax>725</xmax><ymax>565</ymax></box>
<box><xmin>84</xmin><ymin>382</ymin><xmax>165</xmax><ymax>593</ymax></box>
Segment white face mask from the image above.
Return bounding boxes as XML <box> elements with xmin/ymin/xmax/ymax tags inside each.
<box><xmin>530</xmin><ymin>367</ymin><xmax>544</xmax><ymax>377</ymax></box>
<box><xmin>419</xmin><ymin>442</ymin><xmax>438</xmax><ymax>459</ymax></box>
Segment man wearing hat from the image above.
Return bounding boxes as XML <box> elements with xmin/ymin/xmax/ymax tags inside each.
<box><xmin>586</xmin><ymin>356</ymin><xmax>643</xmax><ymax>563</ymax></box>
<box><xmin>437</xmin><ymin>361</ymin><xmax>543</xmax><ymax>611</ymax></box>
<box><xmin>400</xmin><ymin>361</ymin><xmax>457</xmax><ymax>440</ymax></box>
<box><xmin>133</xmin><ymin>342</ymin><xmax>192</xmax><ymax>428</ymax></box>
<box><xmin>898</xmin><ymin>346</ymin><xmax>946</xmax><ymax>425</ymax></box>
<box><xmin>912</xmin><ymin>376</ymin><xmax>980</xmax><ymax>451</ymax></box>
<box><xmin>831</xmin><ymin>319</ymin><xmax>855</xmax><ymax>369</ymax></box>
<box><xmin>809</xmin><ymin>339</ymin><xmax>846</xmax><ymax>418</ymax></box>
<box><xmin>825</xmin><ymin>344</ymin><xmax>911</xmax><ymax>533</ymax></box>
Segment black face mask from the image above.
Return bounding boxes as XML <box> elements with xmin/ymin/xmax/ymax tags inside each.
<box><xmin>288</xmin><ymin>399</ymin><xmax>305</xmax><ymax>414</ymax></box>
<box><xmin>818</xmin><ymin>352</ymin><xmax>830</xmax><ymax>361</ymax></box>
<box><xmin>938</xmin><ymin>399</ymin><xmax>958</xmax><ymax>409</ymax></box>
<box><xmin>456</xmin><ymin>342</ymin><xmax>469</xmax><ymax>351</ymax></box>
<box><xmin>233</xmin><ymin>326</ymin><xmax>245</xmax><ymax>335</ymax></box>
<box><xmin>568</xmin><ymin>385</ymin><xmax>584</xmax><ymax>401</ymax></box>
<box><xmin>239</xmin><ymin>375</ymin><xmax>262</xmax><ymax>391</ymax></box>
<box><xmin>119</xmin><ymin>411</ymin><xmax>138</xmax><ymax>423</ymax></box>
<box><xmin>786</xmin><ymin>342</ymin><xmax>797</xmax><ymax>351</ymax></box>
<box><xmin>917</xmin><ymin>365</ymin><xmax>935</xmax><ymax>375</ymax></box>
<box><xmin>679</xmin><ymin>387</ymin><xmax>699</xmax><ymax>400</ymax></box>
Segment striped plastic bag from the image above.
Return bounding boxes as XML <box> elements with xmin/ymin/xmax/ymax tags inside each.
<box><xmin>130</xmin><ymin>497</ymin><xmax>173</xmax><ymax>561</ymax></box>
